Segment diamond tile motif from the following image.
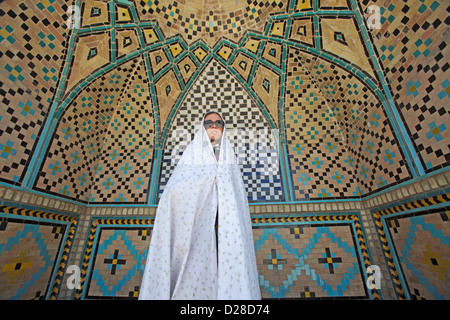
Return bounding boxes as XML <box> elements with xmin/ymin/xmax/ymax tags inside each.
<box><xmin>254</xmin><ymin>223</ymin><xmax>367</xmax><ymax>299</ymax></box>
<box><xmin>85</xmin><ymin>228</ymin><xmax>151</xmax><ymax>299</ymax></box>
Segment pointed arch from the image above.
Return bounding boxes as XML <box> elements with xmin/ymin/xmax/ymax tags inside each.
<box><xmin>152</xmin><ymin>58</ymin><xmax>285</xmax><ymax>204</ymax></box>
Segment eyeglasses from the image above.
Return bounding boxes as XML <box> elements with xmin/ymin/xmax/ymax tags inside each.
<box><xmin>204</xmin><ymin>120</ymin><xmax>224</xmax><ymax>128</ymax></box>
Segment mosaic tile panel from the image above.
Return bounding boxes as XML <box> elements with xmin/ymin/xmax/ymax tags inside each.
<box><xmin>0</xmin><ymin>0</ymin><xmax>68</xmax><ymax>186</ymax></box>
<box><xmin>362</xmin><ymin>0</ymin><xmax>450</xmax><ymax>173</ymax></box>
<box><xmin>75</xmin><ymin>217</ymin><xmax>154</xmax><ymax>300</ymax></box>
<box><xmin>84</xmin><ymin>227</ymin><xmax>152</xmax><ymax>299</ymax></box>
<box><xmin>0</xmin><ymin>206</ymin><xmax>77</xmax><ymax>300</ymax></box>
<box><xmin>385</xmin><ymin>209</ymin><xmax>450</xmax><ymax>300</ymax></box>
<box><xmin>89</xmin><ymin>57</ymin><xmax>155</xmax><ymax>204</ymax></box>
<box><xmin>373</xmin><ymin>192</ymin><xmax>450</xmax><ymax>300</ymax></box>
<box><xmin>254</xmin><ymin>221</ymin><xmax>369</xmax><ymax>299</ymax></box>
<box><xmin>285</xmin><ymin>47</ymin><xmax>360</xmax><ymax>200</ymax></box>
<box><xmin>0</xmin><ymin>0</ymin><xmax>448</xmax><ymax>208</ymax></box>
<box><xmin>76</xmin><ymin>213</ymin><xmax>374</xmax><ymax>300</ymax></box>
<box><xmin>80</xmin><ymin>0</ymin><xmax>110</xmax><ymax>28</ymax></box>
<box><xmin>34</xmin><ymin>59</ymin><xmax>140</xmax><ymax>203</ymax></box>
<box><xmin>65</xmin><ymin>31</ymin><xmax>112</xmax><ymax>94</ymax></box>
<box><xmin>289</xmin><ymin>48</ymin><xmax>411</xmax><ymax>197</ymax></box>
<box><xmin>158</xmin><ymin>60</ymin><xmax>284</xmax><ymax>203</ymax></box>
<box><xmin>135</xmin><ymin>0</ymin><xmax>287</xmax><ymax>46</ymax></box>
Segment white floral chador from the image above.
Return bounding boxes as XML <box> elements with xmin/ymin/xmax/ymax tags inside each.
<box><xmin>139</xmin><ymin>112</ymin><xmax>261</xmax><ymax>300</ymax></box>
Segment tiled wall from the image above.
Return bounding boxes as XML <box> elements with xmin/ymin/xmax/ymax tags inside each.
<box><xmin>159</xmin><ymin>59</ymin><xmax>284</xmax><ymax>202</ymax></box>
<box><xmin>1</xmin><ymin>169</ymin><xmax>449</xmax><ymax>300</ymax></box>
<box><xmin>134</xmin><ymin>0</ymin><xmax>287</xmax><ymax>46</ymax></box>
<box><xmin>0</xmin><ymin>0</ymin><xmax>68</xmax><ymax>186</ymax></box>
<box><xmin>362</xmin><ymin>0</ymin><xmax>450</xmax><ymax>173</ymax></box>
<box><xmin>0</xmin><ymin>0</ymin><xmax>449</xmax><ymax>300</ymax></box>
<box><xmin>1</xmin><ymin>0</ymin><xmax>448</xmax><ymax>204</ymax></box>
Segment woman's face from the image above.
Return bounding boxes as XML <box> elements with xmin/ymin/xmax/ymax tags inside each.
<box><xmin>204</xmin><ymin>113</ymin><xmax>223</xmax><ymax>143</ymax></box>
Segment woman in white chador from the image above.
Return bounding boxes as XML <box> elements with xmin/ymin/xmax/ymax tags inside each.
<box><xmin>139</xmin><ymin>111</ymin><xmax>261</xmax><ymax>300</ymax></box>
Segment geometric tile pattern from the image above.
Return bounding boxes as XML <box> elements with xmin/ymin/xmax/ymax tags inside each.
<box><xmin>84</xmin><ymin>227</ymin><xmax>152</xmax><ymax>299</ymax></box>
<box><xmin>75</xmin><ymin>217</ymin><xmax>154</xmax><ymax>300</ymax></box>
<box><xmin>320</xmin><ymin>16</ymin><xmax>376</xmax><ymax>79</ymax></box>
<box><xmin>361</xmin><ymin>0</ymin><xmax>450</xmax><ymax>173</ymax></box>
<box><xmin>290</xmin><ymin>48</ymin><xmax>411</xmax><ymax>198</ymax></box>
<box><xmin>0</xmin><ymin>0</ymin><xmax>67</xmax><ymax>186</ymax></box>
<box><xmin>0</xmin><ymin>221</ymin><xmax>62</xmax><ymax>300</ymax></box>
<box><xmin>89</xmin><ymin>57</ymin><xmax>155</xmax><ymax>204</ymax></box>
<box><xmin>285</xmin><ymin>47</ymin><xmax>360</xmax><ymax>200</ymax></box>
<box><xmin>75</xmin><ymin>213</ymin><xmax>376</xmax><ymax>300</ymax></box>
<box><xmin>33</xmin><ymin>58</ymin><xmax>141</xmax><ymax>203</ymax></box>
<box><xmin>254</xmin><ymin>222</ymin><xmax>369</xmax><ymax>299</ymax></box>
<box><xmin>0</xmin><ymin>205</ymin><xmax>77</xmax><ymax>300</ymax></box>
<box><xmin>159</xmin><ymin>60</ymin><xmax>284</xmax><ymax>203</ymax></box>
<box><xmin>0</xmin><ymin>0</ymin><xmax>448</xmax><ymax>303</ymax></box>
<box><xmin>0</xmin><ymin>0</ymin><xmax>447</xmax><ymax>206</ymax></box>
<box><xmin>135</xmin><ymin>0</ymin><xmax>287</xmax><ymax>46</ymax></box>
<box><xmin>387</xmin><ymin>210</ymin><xmax>450</xmax><ymax>300</ymax></box>
<box><xmin>65</xmin><ymin>31</ymin><xmax>112</xmax><ymax>94</ymax></box>
<box><xmin>372</xmin><ymin>192</ymin><xmax>450</xmax><ymax>300</ymax></box>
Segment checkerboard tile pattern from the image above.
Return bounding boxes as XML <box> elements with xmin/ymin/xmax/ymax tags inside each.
<box><xmin>159</xmin><ymin>60</ymin><xmax>284</xmax><ymax>202</ymax></box>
